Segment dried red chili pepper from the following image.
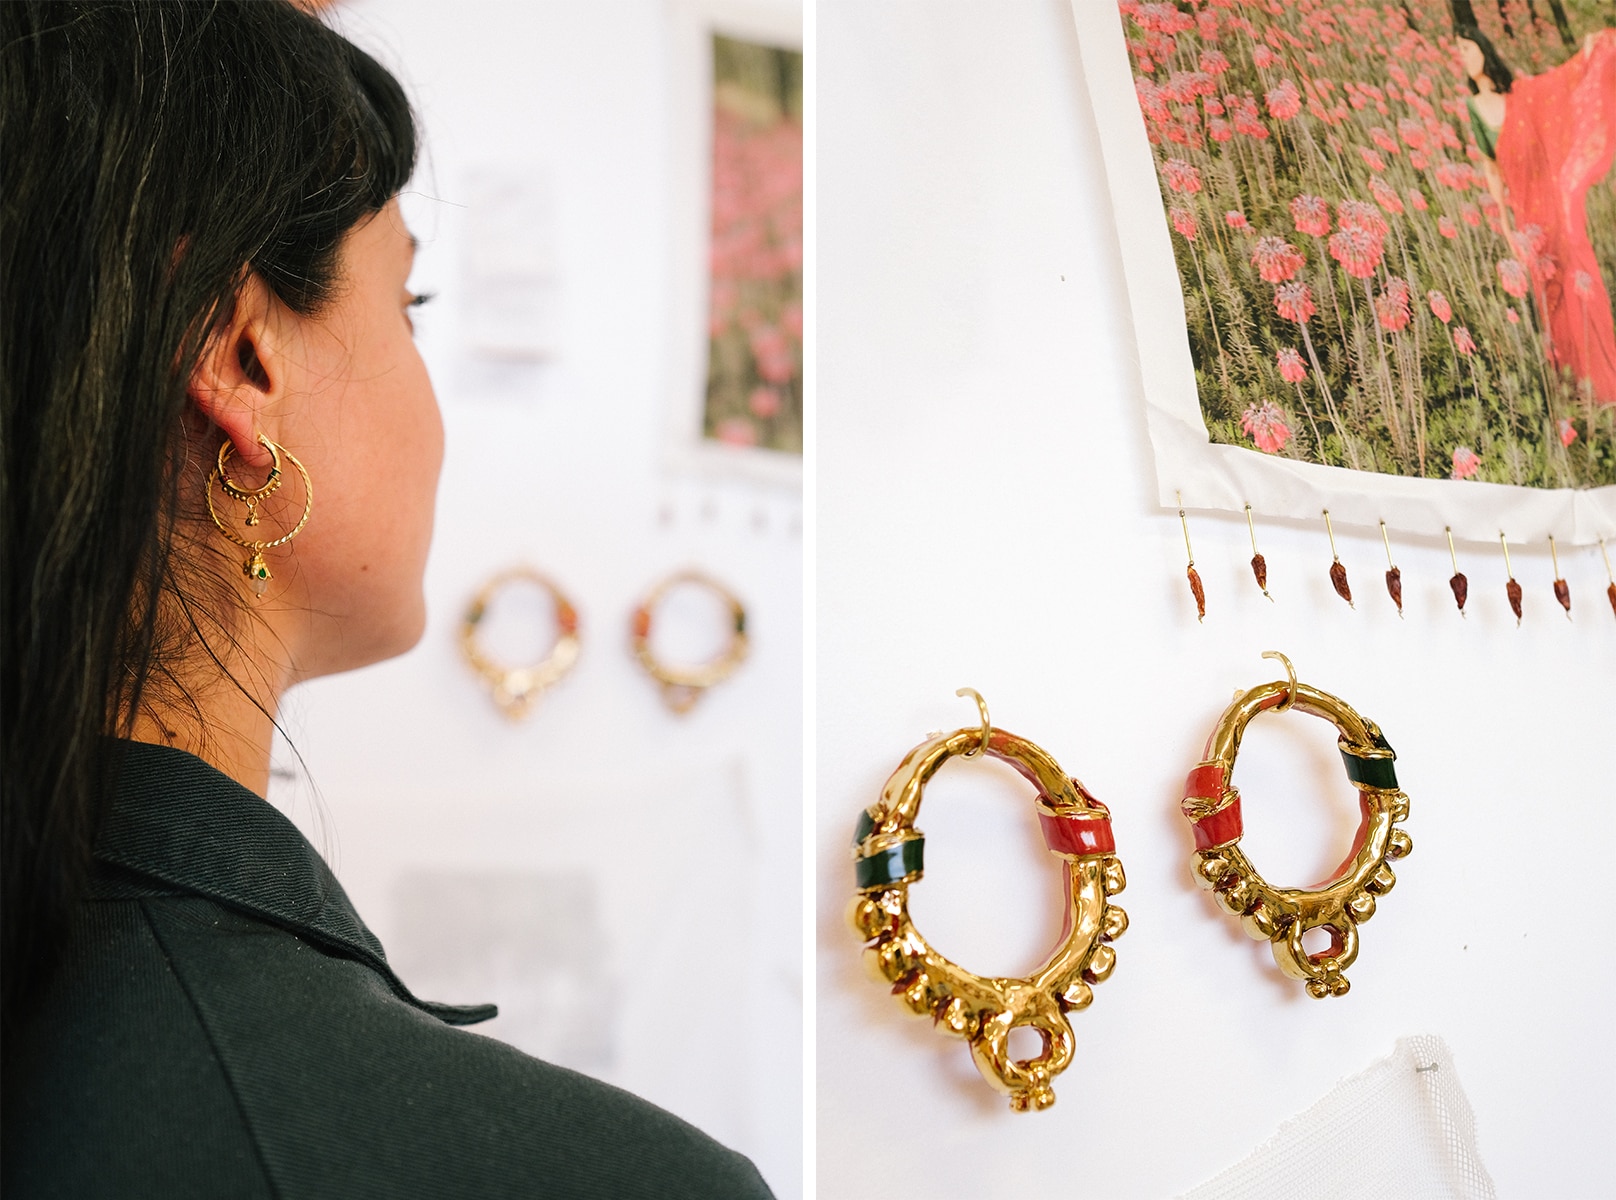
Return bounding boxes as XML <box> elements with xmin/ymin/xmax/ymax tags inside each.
<box><xmin>1449</xmin><ymin>572</ymin><xmax>1468</xmax><ymax>613</ymax></box>
<box><xmin>1607</xmin><ymin>581</ymin><xmax>1616</xmax><ymax>620</ymax></box>
<box><xmin>1553</xmin><ymin>578</ymin><xmax>1571</xmax><ymax>616</ymax></box>
<box><xmin>1250</xmin><ymin>553</ymin><xmax>1268</xmax><ymax>593</ymax></box>
<box><xmin>1506</xmin><ymin>577</ymin><xmax>1523</xmax><ymax>624</ymax></box>
<box><xmin>1384</xmin><ymin>566</ymin><xmax>1402</xmax><ymax>615</ymax></box>
<box><xmin>1329</xmin><ymin>560</ymin><xmax>1353</xmax><ymax>607</ymax></box>
<box><xmin>1187</xmin><ymin>564</ymin><xmax>1206</xmax><ymax>622</ymax></box>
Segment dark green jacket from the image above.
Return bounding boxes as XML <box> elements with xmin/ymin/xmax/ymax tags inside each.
<box><xmin>3</xmin><ymin>741</ymin><xmax>773</xmax><ymax>1199</ymax></box>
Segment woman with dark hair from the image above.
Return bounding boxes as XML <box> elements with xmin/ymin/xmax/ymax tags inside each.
<box><xmin>1454</xmin><ymin>22</ymin><xmax>1616</xmax><ymax>405</ymax></box>
<box><xmin>0</xmin><ymin>3</ymin><xmax>771</xmax><ymax>1195</ymax></box>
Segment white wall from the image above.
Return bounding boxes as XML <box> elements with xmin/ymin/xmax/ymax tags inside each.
<box><xmin>817</xmin><ymin>2</ymin><xmax>1615</xmax><ymax>1197</ymax></box>
<box><xmin>265</xmin><ymin>4</ymin><xmax>801</xmax><ymax>1196</ymax></box>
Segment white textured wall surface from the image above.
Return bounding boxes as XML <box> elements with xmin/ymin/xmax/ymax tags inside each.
<box><xmin>816</xmin><ymin>2</ymin><xmax>1614</xmax><ymax>1197</ymax></box>
<box><xmin>265</xmin><ymin>4</ymin><xmax>802</xmax><ymax>1196</ymax></box>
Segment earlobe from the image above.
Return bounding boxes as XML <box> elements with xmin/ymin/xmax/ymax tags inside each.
<box><xmin>187</xmin><ymin>275</ymin><xmax>280</xmax><ymax>469</ymax></box>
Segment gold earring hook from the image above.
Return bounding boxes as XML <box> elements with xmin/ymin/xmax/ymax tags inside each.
<box><xmin>1262</xmin><ymin>650</ymin><xmax>1297</xmax><ymax>712</ymax></box>
<box><xmin>955</xmin><ymin>687</ymin><xmax>990</xmax><ymax>758</ymax></box>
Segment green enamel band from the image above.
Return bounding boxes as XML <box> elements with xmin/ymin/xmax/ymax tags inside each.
<box><xmin>855</xmin><ymin>838</ymin><xmax>924</xmax><ymax>890</ymax></box>
<box><xmin>1340</xmin><ymin>746</ymin><xmax>1397</xmax><ymax>790</ymax></box>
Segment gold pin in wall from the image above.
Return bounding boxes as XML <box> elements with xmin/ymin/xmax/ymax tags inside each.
<box><xmin>1445</xmin><ymin>526</ymin><xmax>1468</xmax><ymax>616</ymax></box>
<box><xmin>1500</xmin><ymin>532</ymin><xmax>1522</xmax><ymax>625</ymax></box>
<box><xmin>1178</xmin><ymin>492</ymin><xmax>1205</xmax><ymax>623</ymax></box>
<box><xmin>1549</xmin><ymin>535</ymin><xmax>1571</xmax><ymax>619</ymax></box>
<box><xmin>1245</xmin><ymin>504</ymin><xmax>1272</xmax><ymax>600</ymax></box>
<box><xmin>1379</xmin><ymin>521</ymin><xmax>1402</xmax><ymax>618</ymax></box>
<box><xmin>1323</xmin><ymin>510</ymin><xmax>1352</xmax><ymax>608</ymax></box>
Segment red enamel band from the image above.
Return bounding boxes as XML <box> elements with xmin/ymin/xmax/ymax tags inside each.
<box><xmin>1039</xmin><ymin>812</ymin><xmax>1115</xmax><ymax>857</ymax></box>
<box><xmin>1190</xmin><ymin>795</ymin><xmax>1243</xmax><ymax>849</ymax></box>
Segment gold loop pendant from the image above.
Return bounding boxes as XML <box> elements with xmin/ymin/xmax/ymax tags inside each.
<box><xmin>1181</xmin><ymin>653</ymin><xmax>1412</xmax><ymax>998</ymax></box>
<box><xmin>459</xmin><ymin>567</ymin><xmax>581</xmax><ymax>720</ymax></box>
<box><xmin>850</xmin><ymin>718</ymin><xmax>1127</xmax><ymax>1111</ymax></box>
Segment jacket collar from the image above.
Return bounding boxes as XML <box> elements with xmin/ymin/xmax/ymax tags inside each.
<box><xmin>93</xmin><ymin>739</ymin><xmax>495</xmax><ymax>1027</ymax></box>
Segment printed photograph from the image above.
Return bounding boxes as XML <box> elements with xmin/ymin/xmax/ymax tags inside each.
<box><xmin>1122</xmin><ymin>0</ymin><xmax>1616</xmax><ymax>489</ymax></box>
<box><xmin>703</xmin><ymin>33</ymin><xmax>804</xmax><ymax>455</ymax></box>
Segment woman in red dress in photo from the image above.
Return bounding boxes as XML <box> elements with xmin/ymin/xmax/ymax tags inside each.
<box><xmin>1457</xmin><ymin>24</ymin><xmax>1616</xmax><ymax>405</ymax></box>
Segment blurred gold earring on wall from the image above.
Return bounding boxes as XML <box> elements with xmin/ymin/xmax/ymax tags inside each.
<box><xmin>850</xmin><ymin>690</ymin><xmax>1127</xmax><ymax>1112</ymax></box>
<box><xmin>459</xmin><ymin>567</ymin><xmax>581</xmax><ymax>721</ymax></box>
<box><xmin>1181</xmin><ymin>651</ymin><xmax>1412</xmax><ymax>999</ymax></box>
<box><xmin>629</xmin><ymin>570</ymin><xmax>748</xmax><ymax>714</ymax></box>
<box><xmin>206</xmin><ymin>434</ymin><xmax>312</xmax><ymax>598</ymax></box>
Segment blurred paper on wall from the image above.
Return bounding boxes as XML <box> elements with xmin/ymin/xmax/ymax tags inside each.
<box><xmin>269</xmin><ymin>758</ymin><xmax>761</xmax><ymax>1154</ymax></box>
<box><xmin>389</xmin><ymin>870</ymin><xmax>618</xmax><ymax>1072</ymax></box>
<box><xmin>460</xmin><ymin>168</ymin><xmax>562</xmax><ymax>362</ymax></box>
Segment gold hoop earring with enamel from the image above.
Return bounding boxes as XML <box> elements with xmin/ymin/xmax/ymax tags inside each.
<box><xmin>629</xmin><ymin>570</ymin><xmax>749</xmax><ymax>713</ymax></box>
<box><xmin>1181</xmin><ymin>652</ymin><xmax>1412</xmax><ymax>998</ymax></box>
<box><xmin>459</xmin><ymin>567</ymin><xmax>581</xmax><ymax>720</ymax></box>
<box><xmin>850</xmin><ymin>691</ymin><xmax>1127</xmax><ymax>1112</ymax></box>
<box><xmin>206</xmin><ymin>434</ymin><xmax>312</xmax><ymax>598</ymax></box>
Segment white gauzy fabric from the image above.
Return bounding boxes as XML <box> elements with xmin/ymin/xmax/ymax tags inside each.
<box><xmin>1181</xmin><ymin>1036</ymin><xmax>1497</xmax><ymax>1200</ymax></box>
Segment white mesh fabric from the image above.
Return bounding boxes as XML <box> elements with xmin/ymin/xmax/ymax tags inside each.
<box><xmin>1181</xmin><ymin>1036</ymin><xmax>1497</xmax><ymax>1200</ymax></box>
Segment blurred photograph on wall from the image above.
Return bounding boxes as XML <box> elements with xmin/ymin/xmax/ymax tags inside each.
<box><xmin>703</xmin><ymin>34</ymin><xmax>804</xmax><ymax>455</ymax></box>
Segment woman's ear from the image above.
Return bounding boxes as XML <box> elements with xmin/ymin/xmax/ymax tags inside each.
<box><xmin>187</xmin><ymin>275</ymin><xmax>281</xmax><ymax>470</ymax></box>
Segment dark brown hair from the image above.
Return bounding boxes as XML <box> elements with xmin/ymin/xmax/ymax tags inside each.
<box><xmin>1</xmin><ymin>0</ymin><xmax>418</xmax><ymax>1029</ymax></box>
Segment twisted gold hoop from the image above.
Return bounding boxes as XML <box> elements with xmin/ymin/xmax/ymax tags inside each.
<box><xmin>205</xmin><ymin>435</ymin><xmax>312</xmax><ymax>597</ymax></box>
<box><xmin>459</xmin><ymin>567</ymin><xmax>581</xmax><ymax>720</ymax></box>
<box><xmin>1182</xmin><ymin>655</ymin><xmax>1412</xmax><ymax>998</ymax></box>
<box><xmin>629</xmin><ymin>570</ymin><xmax>748</xmax><ymax>713</ymax></box>
<box><xmin>850</xmin><ymin>709</ymin><xmax>1127</xmax><ymax>1112</ymax></box>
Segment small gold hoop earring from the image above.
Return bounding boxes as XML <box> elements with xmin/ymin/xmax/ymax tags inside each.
<box><xmin>629</xmin><ymin>570</ymin><xmax>748</xmax><ymax>713</ymax></box>
<box><xmin>850</xmin><ymin>694</ymin><xmax>1127</xmax><ymax>1112</ymax></box>
<box><xmin>1182</xmin><ymin>653</ymin><xmax>1412</xmax><ymax>998</ymax></box>
<box><xmin>206</xmin><ymin>435</ymin><xmax>312</xmax><ymax>597</ymax></box>
<box><xmin>459</xmin><ymin>567</ymin><xmax>581</xmax><ymax>721</ymax></box>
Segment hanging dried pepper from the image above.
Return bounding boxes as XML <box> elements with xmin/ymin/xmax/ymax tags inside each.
<box><xmin>1506</xmin><ymin>577</ymin><xmax>1523</xmax><ymax>624</ymax></box>
<box><xmin>1449</xmin><ymin>572</ymin><xmax>1469</xmax><ymax>613</ymax></box>
<box><xmin>1329</xmin><ymin>559</ymin><xmax>1353</xmax><ymax>607</ymax></box>
<box><xmin>1187</xmin><ymin>564</ymin><xmax>1206</xmax><ymax>622</ymax></box>
<box><xmin>1250</xmin><ymin>553</ymin><xmax>1268</xmax><ymax>594</ymax></box>
<box><xmin>1607</xmin><ymin>581</ymin><xmax>1616</xmax><ymax>620</ymax></box>
<box><xmin>1553</xmin><ymin>578</ymin><xmax>1571</xmax><ymax>616</ymax></box>
<box><xmin>1384</xmin><ymin>566</ymin><xmax>1402</xmax><ymax>615</ymax></box>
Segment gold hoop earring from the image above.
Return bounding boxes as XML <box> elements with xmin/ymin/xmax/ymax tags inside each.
<box><xmin>459</xmin><ymin>567</ymin><xmax>581</xmax><ymax>721</ymax></box>
<box><xmin>629</xmin><ymin>570</ymin><xmax>748</xmax><ymax>713</ymax></box>
<box><xmin>850</xmin><ymin>693</ymin><xmax>1127</xmax><ymax>1112</ymax></box>
<box><xmin>206</xmin><ymin>435</ymin><xmax>312</xmax><ymax>597</ymax></box>
<box><xmin>1182</xmin><ymin>652</ymin><xmax>1412</xmax><ymax>999</ymax></box>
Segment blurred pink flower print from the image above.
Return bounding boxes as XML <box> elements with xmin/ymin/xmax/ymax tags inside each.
<box><xmin>1121</xmin><ymin>0</ymin><xmax>1616</xmax><ymax>488</ymax></box>
<box><xmin>1240</xmin><ymin>400</ymin><xmax>1292</xmax><ymax>453</ymax></box>
<box><xmin>1250</xmin><ymin>236</ymin><xmax>1304</xmax><ymax>283</ymax></box>
<box><xmin>704</xmin><ymin>36</ymin><xmax>801</xmax><ymax>454</ymax></box>
<box><xmin>1290</xmin><ymin>193</ymin><xmax>1331</xmax><ymax>237</ymax></box>
<box><xmin>1496</xmin><ymin>259</ymin><xmax>1530</xmax><ymax>299</ymax></box>
<box><xmin>1265</xmin><ymin>80</ymin><xmax>1302</xmax><ymax>121</ymax></box>
<box><xmin>1274</xmin><ymin>281</ymin><xmax>1316</xmax><ymax>324</ymax></box>
<box><xmin>1162</xmin><ymin>158</ymin><xmax>1203</xmax><ymax>193</ymax></box>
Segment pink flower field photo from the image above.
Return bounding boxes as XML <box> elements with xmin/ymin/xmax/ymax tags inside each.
<box><xmin>1124</xmin><ymin>0</ymin><xmax>1616</xmax><ymax>489</ymax></box>
<box><xmin>704</xmin><ymin>34</ymin><xmax>803</xmax><ymax>455</ymax></box>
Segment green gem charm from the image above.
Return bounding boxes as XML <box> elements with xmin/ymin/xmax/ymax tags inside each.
<box><xmin>245</xmin><ymin>553</ymin><xmax>271</xmax><ymax>597</ymax></box>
